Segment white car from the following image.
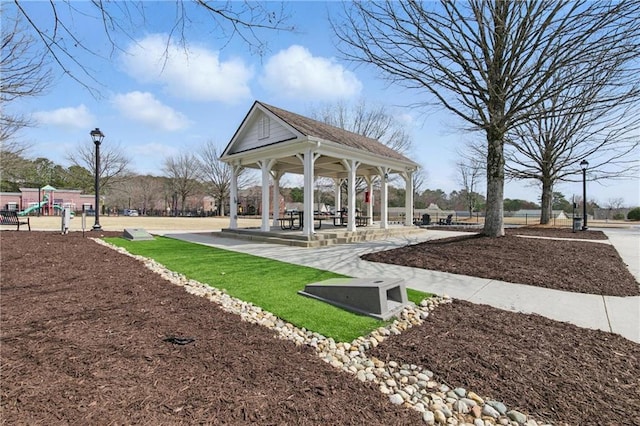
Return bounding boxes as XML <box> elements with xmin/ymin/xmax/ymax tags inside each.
<box><xmin>124</xmin><ymin>209</ymin><xmax>139</xmax><ymax>216</ymax></box>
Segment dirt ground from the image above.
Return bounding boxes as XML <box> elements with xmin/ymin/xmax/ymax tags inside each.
<box><xmin>0</xmin><ymin>231</ymin><xmax>420</xmax><ymax>425</ymax></box>
<box><xmin>363</xmin><ymin>228</ymin><xmax>639</xmax><ymax>297</ymax></box>
<box><xmin>370</xmin><ymin>298</ymin><xmax>640</xmax><ymax>425</ymax></box>
<box><xmin>1</xmin><ymin>227</ymin><xmax>639</xmax><ymax>425</ymax></box>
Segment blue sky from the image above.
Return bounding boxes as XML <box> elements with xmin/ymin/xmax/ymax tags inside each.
<box><xmin>6</xmin><ymin>1</ymin><xmax>639</xmax><ymax>207</ymax></box>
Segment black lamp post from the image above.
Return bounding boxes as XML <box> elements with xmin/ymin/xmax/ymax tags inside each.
<box><xmin>90</xmin><ymin>128</ymin><xmax>105</xmax><ymax>231</ymax></box>
<box><xmin>580</xmin><ymin>159</ymin><xmax>589</xmax><ymax>231</ymax></box>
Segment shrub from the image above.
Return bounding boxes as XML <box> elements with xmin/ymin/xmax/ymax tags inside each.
<box><xmin>612</xmin><ymin>213</ymin><xmax>625</xmax><ymax>220</ymax></box>
<box><xmin>627</xmin><ymin>207</ymin><xmax>640</xmax><ymax>221</ymax></box>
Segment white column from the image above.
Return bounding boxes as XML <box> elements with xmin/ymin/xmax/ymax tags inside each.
<box><xmin>229</xmin><ymin>164</ymin><xmax>240</xmax><ymax>229</ymax></box>
<box><xmin>378</xmin><ymin>167</ymin><xmax>389</xmax><ymax>230</ymax></box>
<box><xmin>366</xmin><ymin>177</ymin><xmax>374</xmax><ymax>225</ymax></box>
<box><xmin>403</xmin><ymin>170</ymin><xmax>414</xmax><ymax>226</ymax></box>
<box><xmin>334</xmin><ymin>178</ymin><xmax>342</xmax><ymax>213</ymax></box>
<box><xmin>259</xmin><ymin>160</ymin><xmax>274</xmax><ymax>232</ymax></box>
<box><xmin>342</xmin><ymin>159</ymin><xmax>359</xmax><ymax>232</ymax></box>
<box><xmin>271</xmin><ymin>170</ymin><xmax>283</xmax><ymax>227</ymax></box>
<box><xmin>299</xmin><ymin>150</ymin><xmax>318</xmax><ymax>237</ymax></box>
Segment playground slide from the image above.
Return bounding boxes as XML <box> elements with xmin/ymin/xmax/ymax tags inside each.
<box><xmin>53</xmin><ymin>205</ymin><xmax>74</xmax><ymax>216</ymax></box>
<box><xmin>18</xmin><ymin>200</ymin><xmax>48</xmax><ymax>216</ymax></box>
<box><xmin>18</xmin><ymin>203</ymin><xmax>74</xmax><ymax>217</ymax></box>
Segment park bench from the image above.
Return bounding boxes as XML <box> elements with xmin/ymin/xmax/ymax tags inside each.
<box><xmin>439</xmin><ymin>214</ymin><xmax>453</xmax><ymax>225</ymax></box>
<box><xmin>0</xmin><ymin>210</ymin><xmax>31</xmax><ymax>231</ymax></box>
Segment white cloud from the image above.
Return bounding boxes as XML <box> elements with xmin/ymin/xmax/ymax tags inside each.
<box><xmin>260</xmin><ymin>45</ymin><xmax>362</xmax><ymax>100</ymax></box>
<box><xmin>130</xmin><ymin>142</ymin><xmax>179</xmax><ymax>158</ymax></box>
<box><xmin>128</xmin><ymin>142</ymin><xmax>180</xmax><ymax>175</ymax></box>
<box><xmin>111</xmin><ymin>91</ymin><xmax>190</xmax><ymax>131</ymax></box>
<box><xmin>121</xmin><ymin>34</ymin><xmax>253</xmax><ymax>103</ymax></box>
<box><xmin>33</xmin><ymin>105</ymin><xmax>94</xmax><ymax>129</ymax></box>
<box><xmin>395</xmin><ymin>112</ymin><xmax>415</xmax><ymax>127</ymax></box>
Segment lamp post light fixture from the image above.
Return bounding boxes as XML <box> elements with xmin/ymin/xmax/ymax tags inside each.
<box><xmin>580</xmin><ymin>159</ymin><xmax>589</xmax><ymax>231</ymax></box>
<box><xmin>90</xmin><ymin>128</ymin><xmax>105</xmax><ymax>231</ymax></box>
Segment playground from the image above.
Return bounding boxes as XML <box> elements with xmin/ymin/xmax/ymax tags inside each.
<box><xmin>15</xmin><ymin>185</ymin><xmax>72</xmax><ymax>217</ymax></box>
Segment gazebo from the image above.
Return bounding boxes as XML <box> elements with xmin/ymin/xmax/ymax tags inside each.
<box><xmin>220</xmin><ymin>101</ymin><xmax>419</xmax><ymax>237</ymax></box>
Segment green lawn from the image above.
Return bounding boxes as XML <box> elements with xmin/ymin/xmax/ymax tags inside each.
<box><xmin>106</xmin><ymin>236</ymin><xmax>431</xmax><ymax>342</ymax></box>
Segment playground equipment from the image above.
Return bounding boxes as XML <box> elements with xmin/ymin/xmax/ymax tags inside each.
<box><xmin>18</xmin><ymin>198</ymin><xmax>49</xmax><ymax>216</ymax></box>
<box><xmin>18</xmin><ymin>189</ymin><xmax>75</xmax><ymax>217</ymax></box>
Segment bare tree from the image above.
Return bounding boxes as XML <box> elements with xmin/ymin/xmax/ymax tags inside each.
<box><xmin>412</xmin><ymin>167</ymin><xmax>427</xmax><ymax>195</ymax></box>
<box><xmin>310</xmin><ymin>99</ymin><xmax>413</xmax><ymax>154</ymax></box>
<box><xmin>602</xmin><ymin>197</ymin><xmax>626</xmax><ymax>221</ymax></box>
<box><xmin>136</xmin><ymin>175</ymin><xmax>166</xmax><ymax>214</ymax></box>
<box><xmin>163</xmin><ymin>153</ymin><xmax>202</xmax><ymax>215</ymax></box>
<box><xmin>1</xmin><ymin>8</ymin><xmax>52</xmax><ymax>174</ymax></box>
<box><xmin>198</xmin><ymin>140</ymin><xmax>253</xmax><ymax>216</ymax></box>
<box><xmin>10</xmin><ymin>1</ymin><xmax>292</xmax><ymax>96</ymax></box>
<box><xmin>411</xmin><ymin>167</ymin><xmax>428</xmax><ymax>209</ymax></box>
<box><xmin>310</xmin><ymin>99</ymin><xmax>415</xmax><ymax>196</ymax></box>
<box><xmin>334</xmin><ymin>0</ymin><xmax>640</xmax><ymax>236</ymax></box>
<box><xmin>456</xmin><ymin>154</ymin><xmax>484</xmax><ymax>217</ymax></box>
<box><xmin>505</xmin><ymin>71</ymin><xmax>640</xmax><ymax>224</ymax></box>
<box><xmin>66</xmin><ymin>142</ymin><xmax>132</xmax><ymax>195</ymax></box>
<box><xmin>109</xmin><ymin>174</ymin><xmax>166</xmax><ymax>214</ymax></box>
<box><xmin>606</xmin><ymin>198</ymin><xmax>625</xmax><ymax>211</ymax></box>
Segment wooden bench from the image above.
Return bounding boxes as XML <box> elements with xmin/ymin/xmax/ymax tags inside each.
<box><xmin>0</xmin><ymin>211</ymin><xmax>31</xmax><ymax>231</ymax></box>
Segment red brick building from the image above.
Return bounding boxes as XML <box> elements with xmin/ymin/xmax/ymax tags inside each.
<box><xmin>0</xmin><ymin>187</ymin><xmax>95</xmax><ymax>215</ymax></box>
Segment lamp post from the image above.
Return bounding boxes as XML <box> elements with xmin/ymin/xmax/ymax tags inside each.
<box><xmin>580</xmin><ymin>159</ymin><xmax>589</xmax><ymax>231</ymax></box>
<box><xmin>90</xmin><ymin>128</ymin><xmax>105</xmax><ymax>231</ymax></box>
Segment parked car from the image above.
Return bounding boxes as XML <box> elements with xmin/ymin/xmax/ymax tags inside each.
<box><xmin>124</xmin><ymin>209</ymin><xmax>139</xmax><ymax>216</ymax></box>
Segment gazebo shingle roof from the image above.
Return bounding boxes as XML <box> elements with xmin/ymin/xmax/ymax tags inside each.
<box><xmin>258</xmin><ymin>101</ymin><xmax>413</xmax><ymax>163</ymax></box>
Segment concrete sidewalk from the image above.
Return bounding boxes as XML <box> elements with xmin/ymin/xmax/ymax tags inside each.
<box><xmin>164</xmin><ymin>228</ymin><xmax>640</xmax><ymax>343</ymax></box>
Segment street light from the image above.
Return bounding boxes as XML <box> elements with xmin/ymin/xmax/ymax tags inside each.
<box><xmin>90</xmin><ymin>128</ymin><xmax>105</xmax><ymax>231</ymax></box>
<box><xmin>580</xmin><ymin>159</ymin><xmax>589</xmax><ymax>231</ymax></box>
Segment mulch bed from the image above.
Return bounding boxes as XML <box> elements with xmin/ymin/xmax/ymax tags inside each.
<box><xmin>0</xmin><ymin>231</ymin><xmax>421</xmax><ymax>425</ymax></box>
<box><xmin>504</xmin><ymin>227</ymin><xmax>608</xmax><ymax>240</ymax></box>
<box><xmin>370</xmin><ymin>299</ymin><xmax>640</xmax><ymax>426</ymax></box>
<box><xmin>2</xmin><ymin>229</ymin><xmax>639</xmax><ymax>425</ymax></box>
<box><xmin>429</xmin><ymin>226</ymin><xmax>609</xmax><ymax>240</ymax></box>
<box><xmin>362</xmin><ymin>228</ymin><xmax>639</xmax><ymax>296</ymax></box>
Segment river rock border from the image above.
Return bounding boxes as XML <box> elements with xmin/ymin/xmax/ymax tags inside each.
<box><xmin>96</xmin><ymin>239</ymin><xmax>547</xmax><ymax>426</ymax></box>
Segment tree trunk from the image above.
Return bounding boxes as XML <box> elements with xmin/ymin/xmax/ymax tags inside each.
<box><xmin>181</xmin><ymin>195</ymin><xmax>187</xmax><ymax>216</ymax></box>
<box><xmin>540</xmin><ymin>180</ymin><xmax>553</xmax><ymax>225</ymax></box>
<box><xmin>483</xmin><ymin>129</ymin><xmax>505</xmax><ymax>237</ymax></box>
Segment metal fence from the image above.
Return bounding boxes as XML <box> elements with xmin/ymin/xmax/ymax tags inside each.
<box><xmin>386</xmin><ymin>211</ymin><xmax>577</xmax><ymax>228</ymax></box>
<box><xmin>502</xmin><ymin>214</ymin><xmax>572</xmax><ymax>227</ymax></box>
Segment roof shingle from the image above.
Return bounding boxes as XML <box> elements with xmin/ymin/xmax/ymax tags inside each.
<box><xmin>258</xmin><ymin>101</ymin><xmax>414</xmax><ymax>164</ymax></box>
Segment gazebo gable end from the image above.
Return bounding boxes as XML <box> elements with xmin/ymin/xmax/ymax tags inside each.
<box><xmin>222</xmin><ymin>102</ymin><xmax>303</xmax><ymax>158</ymax></box>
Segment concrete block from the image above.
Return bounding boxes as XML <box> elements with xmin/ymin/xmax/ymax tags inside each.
<box><xmin>123</xmin><ymin>228</ymin><xmax>154</xmax><ymax>241</ymax></box>
<box><xmin>299</xmin><ymin>277</ymin><xmax>411</xmax><ymax>320</ymax></box>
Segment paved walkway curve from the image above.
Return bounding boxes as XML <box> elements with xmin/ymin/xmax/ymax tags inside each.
<box><xmin>163</xmin><ymin>227</ymin><xmax>640</xmax><ymax>343</ymax></box>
